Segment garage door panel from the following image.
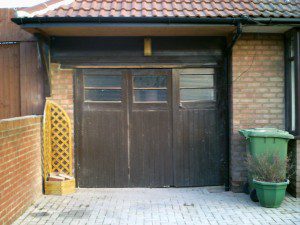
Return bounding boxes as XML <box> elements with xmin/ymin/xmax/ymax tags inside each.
<box><xmin>203</xmin><ymin>109</ymin><xmax>220</xmax><ymax>186</ymax></box>
<box><xmin>80</xmin><ymin>110</ymin><xmax>128</xmax><ymax>187</ymax></box>
<box><xmin>128</xmin><ymin>111</ymin><xmax>143</xmax><ymax>187</ymax></box>
<box><xmin>174</xmin><ymin>108</ymin><xmax>220</xmax><ymax>187</ymax></box>
<box><xmin>130</xmin><ymin>110</ymin><xmax>173</xmax><ymax>187</ymax></box>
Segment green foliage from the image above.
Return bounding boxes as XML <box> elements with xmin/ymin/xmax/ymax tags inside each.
<box><xmin>246</xmin><ymin>152</ymin><xmax>291</xmax><ymax>183</ymax></box>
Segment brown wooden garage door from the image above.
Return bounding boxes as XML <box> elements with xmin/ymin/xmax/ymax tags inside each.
<box><xmin>75</xmin><ymin>68</ymin><xmax>227</xmax><ymax>187</ymax></box>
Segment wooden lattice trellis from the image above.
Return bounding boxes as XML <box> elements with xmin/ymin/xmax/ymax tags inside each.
<box><xmin>43</xmin><ymin>100</ymin><xmax>73</xmax><ymax>182</ymax></box>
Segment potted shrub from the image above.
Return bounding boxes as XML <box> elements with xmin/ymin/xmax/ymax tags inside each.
<box><xmin>246</xmin><ymin>152</ymin><xmax>290</xmax><ymax>208</ymax></box>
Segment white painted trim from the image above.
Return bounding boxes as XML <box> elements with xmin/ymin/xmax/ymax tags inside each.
<box><xmin>16</xmin><ymin>0</ymin><xmax>74</xmax><ymax>18</ymax></box>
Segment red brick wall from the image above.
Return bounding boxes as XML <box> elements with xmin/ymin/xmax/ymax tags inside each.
<box><xmin>231</xmin><ymin>34</ymin><xmax>285</xmax><ymax>191</ymax></box>
<box><xmin>0</xmin><ymin>116</ymin><xmax>42</xmax><ymax>225</ymax></box>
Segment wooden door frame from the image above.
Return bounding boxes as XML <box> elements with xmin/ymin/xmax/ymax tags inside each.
<box><xmin>74</xmin><ymin>69</ymin><xmax>82</xmax><ymax>187</ymax></box>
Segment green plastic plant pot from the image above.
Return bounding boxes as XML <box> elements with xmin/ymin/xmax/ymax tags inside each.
<box><xmin>239</xmin><ymin>128</ymin><xmax>293</xmax><ymax>196</ymax></box>
<box><xmin>253</xmin><ymin>179</ymin><xmax>289</xmax><ymax>208</ymax></box>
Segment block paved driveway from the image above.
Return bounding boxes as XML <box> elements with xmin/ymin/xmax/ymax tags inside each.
<box><xmin>13</xmin><ymin>187</ymin><xmax>300</xmax><ymax>225</ymax></box>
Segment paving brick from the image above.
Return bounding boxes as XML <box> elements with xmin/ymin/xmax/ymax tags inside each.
<box><xmin>12</xmin><ymin>188</ymin><xmax>300</xmax><ymax>225</ymax></box>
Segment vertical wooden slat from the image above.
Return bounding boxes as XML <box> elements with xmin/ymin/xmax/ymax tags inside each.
<box><xmin>193</xmin><ymin>109</ymin><xmax>200</xmax><ymax>185</ymax></box>
<box><xmin>0</xmin><ymin>44</ymin><xmax>20</xmax><ymax>119</ymax></box>
<box><xmin>182</xmin><ymin>111</ymin><xmax>189</xmax><ymax>185</ymax></box>
<box><xmin>20</xmin><ymin>42</ymin><xmax>45</xmax><ymax>116</ymax></box>
<box><xmin>10</xmin><ymin>44</ymin><xmax>20</xmax><ymax>117</ymax></box>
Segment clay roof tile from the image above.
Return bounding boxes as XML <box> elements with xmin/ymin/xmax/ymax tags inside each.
<box><xmin>17</xmin><ymin>0</ymin><xmax>300</xmax><ymax>18</ymax></box>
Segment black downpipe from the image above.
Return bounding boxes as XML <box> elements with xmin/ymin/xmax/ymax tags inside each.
<box><xmin>225</xmin><ymin>23</ymin><xmax>243</xmax><ymax>54</ymax></box>
<box><xmin>224</xmin><ymin>23</ymin><xmax>242</xmax><ymax>191</ymax></box>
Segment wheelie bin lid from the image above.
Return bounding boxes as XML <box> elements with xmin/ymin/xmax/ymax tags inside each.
<box><xmin>239</xmin><ymin>128</ymin><xmax>294</xmax><ymax>139</ymax></box>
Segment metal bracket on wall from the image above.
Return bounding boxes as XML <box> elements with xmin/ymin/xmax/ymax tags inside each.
<box><xmin>0</xmin><ymin>41</ymin><xmax>18</xmax><ymax>45</ymax></box>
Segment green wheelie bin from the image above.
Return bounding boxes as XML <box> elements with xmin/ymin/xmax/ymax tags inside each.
<box><xmin>239</xmin><ymin>128</ymin><xmax>294</xmax><ymax>201</ymax></box>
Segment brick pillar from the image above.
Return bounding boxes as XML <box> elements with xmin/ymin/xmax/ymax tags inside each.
<box><xmin>49</xmin><ymin>63</ymin><xmax>74</xmax><ymax>128</ymax></box>
<box><xmin>231</xmin><ymin>34</ymin><xmax>285</xmax><ymax>192</ymax></box>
